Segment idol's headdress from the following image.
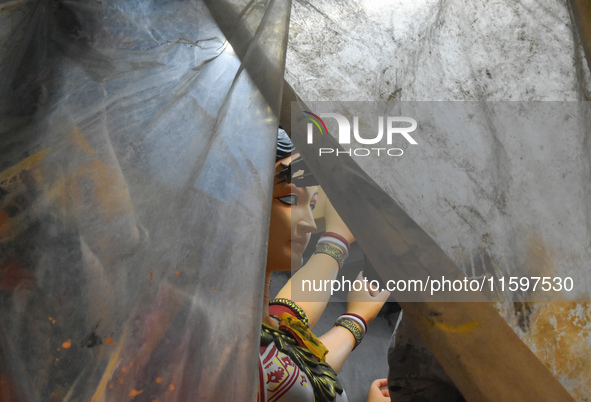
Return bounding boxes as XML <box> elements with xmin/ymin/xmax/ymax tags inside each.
<box><xmin>276</xmin><ymin>128</ymin><xmax>317</xmax><ymax>187</ymax></box>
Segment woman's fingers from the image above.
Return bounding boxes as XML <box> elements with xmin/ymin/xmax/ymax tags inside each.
<box><xmin>347</xmin><ymin>271</ymin><xmax>391</xmax><ymax>324</ymax></box>
<box><xmin>366</xmin><ymin>378</ymin><xmax>391</xmax><ymax>402</ymax></box>
<box><xmin>374</xmin><ymin>378</ymin><xmax>388</xmax><ymax>387</ymax></box>
<box><xmin>375</xmin><ymin>288</ymin><xmax>391</xmax><ymax>302</ymax></box>
<box><xmin>373</xmin><ymin>379</ymin><xmax>390</xmax><ymax>397</ymax></box>
<box><xmin>354</xmin><ymin>271</ymin><xmax>391</xmax><ymax>300</ymax></box>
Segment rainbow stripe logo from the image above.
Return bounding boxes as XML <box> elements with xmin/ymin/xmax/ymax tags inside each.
<box><xmin>303</xmin><ymin>111</ymin><xmax>328</xmax><ymax>135</ymax></box>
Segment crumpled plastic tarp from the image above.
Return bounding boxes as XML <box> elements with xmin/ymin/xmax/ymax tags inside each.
<box><xmin>1</xmin><ymin>0</ymin><xmax>290</xmax><ymax>400</ymax></box>
<box><xmin>285</xmin><ymin>0</ymin><xmax>591</xmax><ymax>398</ymax></box>
<box><xmin>290</xmin><ymin>100</ymin><xmax>590</xmax><ymax>303</ymax></box>
<box><xmin>3</xmin><ymin>0</ymin><xmax>591</xmax><ymax>400</ymax></box>
<box><xmin>286</xmin><ymin>1</ymin><xmax>591</xmax><ymax>304</ymax></box>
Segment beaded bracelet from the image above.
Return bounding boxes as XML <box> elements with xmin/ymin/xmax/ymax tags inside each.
<box><xmin>314</xmin><ymin>243</ymin><xmax>346</xmax><ymax>269</ymax></box>
<box><xmin>334</xmin><ymin>318</ymin><xmax>364</xmax><ymax>350</ymax></box>
<box><xmin>269</xmin><ymin>298</ymin><xmax>309</xmax><ymax>328</ymax></box>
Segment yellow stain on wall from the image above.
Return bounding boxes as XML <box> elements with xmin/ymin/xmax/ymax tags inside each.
<box><xmin>433</xmin><ymin>320</ymin><xmax>479</xmax><ymax>333</ymax></box>
<box><xmin>1</xmin><ymin>126</ymin><xmax>134</xmax><ymax>233</ymax></box>
<box><xmin>506</xmin><ymin>233</ymin><xmax>591</xmax><ymax>398</ymax></box>
<box><xmin>0</xmin><ymin>149</ymin><xmax>50</xmax><ymax>182</ymax></box>
<box><xmin>522</xmin><ymin>302</ymin><xmax>591</xmax><ymax>400</ymax></box>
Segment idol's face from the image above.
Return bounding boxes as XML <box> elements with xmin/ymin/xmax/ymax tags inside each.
<box><xmin>266</xmin><ymin>154</ymin><xmax>318</xmax><ymax>272</ymax></box>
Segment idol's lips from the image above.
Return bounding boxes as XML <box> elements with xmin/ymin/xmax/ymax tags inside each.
<box><xmin>291</xmin><ymin>239</ymin><xmax>309</xmax><ymax>248</ymax></box>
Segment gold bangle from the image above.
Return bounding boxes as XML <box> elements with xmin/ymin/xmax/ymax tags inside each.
<box><xmin>314</xmin><ymin>243</ymin><xmax>345</xmax><ymax>269</ymax></box>
<box><xmin>334</xmin><ymin>318</ymin><xmax>363</xmax><ymax>350</ymax></box>
<box><xmin>269</xmin><ymin>298</ymin><xmax>309</xmax><ymax>328</ymax></box>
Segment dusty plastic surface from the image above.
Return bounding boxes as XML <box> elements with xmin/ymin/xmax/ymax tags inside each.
<box><xmin>291</xmin><ymin>100</ymin><xmax>590</xmax><ymax>303</ymax></box>
<box><xmin>286</xmin><ymin>0</ymin><xmax>591</xmax><ymax>398</ymax></box>
<box><xmin>3</xmin><ymin>0</ymin><xmax>591</xmax><ymax>399</ymax></box>
<box><xmin>0</xmin><ymin>0</ymin><xmax>290</xmax><ymax>400</ymax></box>
<box><xmin>286</xmin><ymin>0</ymin><xmax>590</xmax><ymax>303</ymax></box>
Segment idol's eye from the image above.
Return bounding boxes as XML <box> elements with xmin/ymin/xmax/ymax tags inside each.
<box><xmin>309</xmin><ymin>202</ymin><xmax>316</xmax><ymax>211</ymax></box>
<box><xmin>276</xmin><ymin>194</ymin><xmax>298</xmax><ymax>206</ymax></box>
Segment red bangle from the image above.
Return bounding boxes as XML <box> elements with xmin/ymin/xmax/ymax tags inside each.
<box><xmin>342</xmin><ymin>313</ymin><xmax>367</xmax><ymax>332</ymax></box>
<box><xmin>321</xmin><ymin>232</ymin><xmax>351</xmax><ymax>252</ymax></box>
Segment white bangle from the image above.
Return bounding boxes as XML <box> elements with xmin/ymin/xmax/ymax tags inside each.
<box><xmin>337</xmin><ymin>314</ymin><xmax>366</xmax><ymax>335</ymax></box>
<box><xmin>317</xmin><ymin>237</ymin><xmax>349</xmax><ymax>259</ymax></box>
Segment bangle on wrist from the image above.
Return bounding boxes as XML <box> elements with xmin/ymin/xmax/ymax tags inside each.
<box><xmin>314</xmin><ymin>243</ymin><xmax>346</xmax><ymax>269</ymax></box>
<box><xmin>334</xmin><ymin>317</ymin><xmax>364</xmax><ymax>350</ymax></box>
<box><xmin>340</xmin><ymin>313</ymin><xmax>367</xmax><ymax>335</ymax></box>
<box><xmin>317</xmin><ymin>237</ymin><xmax>349</xmax><ymax>259</ymax></box>
<box><xmin>321</xmin><ymin>232</ymin><xmax>351</xmax><ymax>252</ymax></box>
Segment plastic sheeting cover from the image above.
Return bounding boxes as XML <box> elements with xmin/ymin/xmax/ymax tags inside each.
<box><xmin>286</xmin><ymin>0</ymin><xmax>591</xmax><ymax>398</ymax></box>
<box><xmin>0</xmin><ymin>0</ymin><xmax>289</xmax><ymax>400</ymax></box>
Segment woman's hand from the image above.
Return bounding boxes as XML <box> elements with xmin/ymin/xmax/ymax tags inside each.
<box><xmin>346</xmin><ymin>271</ymin><xmax>390</xmax><ymax>324</ymax></box>
<box><xmin>323</xmin><ymin>196</ymin><xmax>354</xmax><ymax>244</ymax></box>
<box><xmin>366</xmin><ymin>379</ymin><xmax>391</xmax><ymax>402</ymax></box>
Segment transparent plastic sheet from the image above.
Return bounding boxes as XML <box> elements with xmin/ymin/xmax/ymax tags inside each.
<box><xmin>288</xmin><ymin>101</ymin><xmax>591</xmax><ymax>400</ymax></box>
<box><xmin>284</xmin><ymin>0</ymin><xmax>591</xmax><ymax>397</ymax></box>
<box><xmin>287</xmin><ymin>0</ymin><xmax>590</xmax><ymax>101</ymax></box>
<box><xmin>0</xmin><ymin>1</ymin><xmax>290</xmax><ymax>400</ymax></box>
<box><xmin>290</xmin><ymin>100</ymin><xmax>591</xmax><ymax>304</ymax></box>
